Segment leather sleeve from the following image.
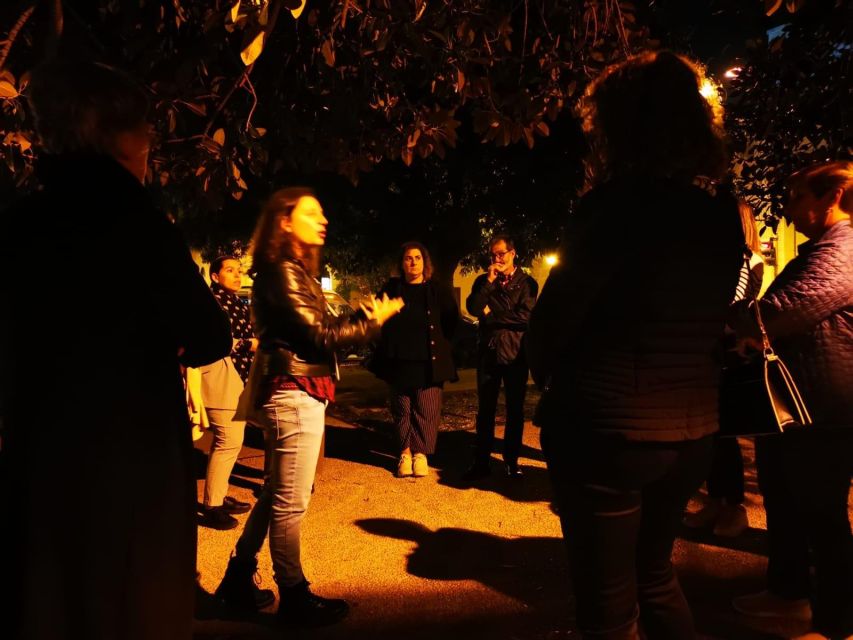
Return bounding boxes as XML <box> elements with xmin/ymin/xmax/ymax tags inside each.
<box><xmin>268</xmin><ymin>261</ymin><xmax>379</xmax><ymax>353</ymax></box>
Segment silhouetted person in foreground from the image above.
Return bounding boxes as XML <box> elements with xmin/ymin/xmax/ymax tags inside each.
<box><xmin>529</xmin><ymin>51</ymin><xmax>743</xmax><ymax>640</ymax></box>
<box><xmin>0</xmin><ymin>61</ymin><xmax>232</xmax><ymax>640</ymax></box>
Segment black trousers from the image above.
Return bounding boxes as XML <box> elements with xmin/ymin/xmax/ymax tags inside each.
<box><xmin>755</xmin><ymin>428</ymin><xmax>853</xmax><ymax>638</ymax></box>
<box><xmin>543</xmin><ymin>428</ymin><xmax>714</xmax><ymax>640</ymax></box>
<box><xmin>706</xmin><ymin>436</ymin><xmax>745</xmax><ymax>504</ymax></box>
<box><xmin>474</xmin><ymin>358</ymin><xmax>528</xmax><ymax>464</ymax></box>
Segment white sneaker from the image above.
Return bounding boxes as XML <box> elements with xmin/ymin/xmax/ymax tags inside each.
<box><xmin>412</xmin><ymin>453</ymin><xmax>428</xmax><ymax>477</ymax></box>
<box><xmin>396</xmin><ymin>453</ymin><xmax>413</xmax><ymax>478</ymax></box>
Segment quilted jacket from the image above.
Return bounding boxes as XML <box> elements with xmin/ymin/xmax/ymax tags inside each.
<box><xmin>528</xmin><ymin>177</ymin><xmax>744</xmax><ymax>441</ymax></box>
<box><xmin>760</xmin><ymin>220</ymin><xmax>853</xmax><ymax>428</ymax></box>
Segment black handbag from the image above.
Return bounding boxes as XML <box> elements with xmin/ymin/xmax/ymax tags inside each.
<box><xmin>718</xmin><ymin>301</ymin><xmax>812</xmax><ymax>437</ymax></box>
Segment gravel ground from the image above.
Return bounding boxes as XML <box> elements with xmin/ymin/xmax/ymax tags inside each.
<box><xmin>192</xmin><ymin>367</ymin><xmax>848</xmax><ymax>640</ymax></box>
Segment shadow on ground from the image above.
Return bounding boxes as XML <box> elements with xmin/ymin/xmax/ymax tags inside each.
<box><xmin>324</xmin><ymin>425</ymin><xmax>553</xmax><ymax>503</ymax></box>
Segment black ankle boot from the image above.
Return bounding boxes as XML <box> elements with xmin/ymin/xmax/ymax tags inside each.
<box><xmin>277</xmin><ymin>580</ymin><xmax>349</xmax><ymax>627</ymax></box>
<box><xmin>214</xmin><ymin>556</ymin><xmax>275</xmax><ymax>611</ymax></box>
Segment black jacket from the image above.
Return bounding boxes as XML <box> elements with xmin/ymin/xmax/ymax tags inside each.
<box><xmin>466</xmin><ymin>268</ymin><xmax>538</xmax><ymax>365</ymax></box>
<box><xmin>252</xmin><ymin>258</ymin><xmax>378</xmax><ymax>379</ymax></box>
<box><xmin>370</xmin><ymin>277</ymin><xmax>459</xmax><ymax>384</ymax></box>
<box><xmin>0</xmin><ymin>153</ymin><xmax>233</xmax><ymax>640</ymax></box>
<box><xmin>528</xmin><ymin>178</ymin><xmax>744</xmax><ymax>442</ymax></box>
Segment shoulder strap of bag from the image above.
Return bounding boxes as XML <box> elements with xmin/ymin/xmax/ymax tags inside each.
<box><xmin>751</xmin><ymin>298</ymin><xmax>775</xmax><ymax>358</ymax></box>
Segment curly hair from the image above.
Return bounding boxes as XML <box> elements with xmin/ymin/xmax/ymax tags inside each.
<box><xmin>580</xmin><ymin>50</ymin><xmax>728</xmax><ymax>187</ymax></box>
<box><xmin>397</xmin><ymin>241</ymin><xmax>434</xmax><ymax>281</ymax></box>
<box><xmin>250</xmin><ymin>187</ymin><xmax>322</xmax><ymax>277</ymax></box>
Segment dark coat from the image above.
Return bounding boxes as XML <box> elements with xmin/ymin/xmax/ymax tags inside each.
<box><xmin>369</xmin><ymin>277</ymin><xmax>459</xmax><ymax>385</ymax></box>
<box><xmin>466</xmin><ymin>268</ymin><xmax>538</xmax><ymax>366</ymax></box>
<box><xmin>0</xmin><ymin>154</ymin><xmax>233</xmax><ymax>640</ymax></box>
<box><xmin>528</xmin><ymin>178</ymin><xmax>744</xmax><ymax>442</ymax></box>
<box><xmin>252</xmin><ymin>258</ymin><xmax>378</xmax><ymax>379</ymax></box>
<box><xmin>750</xmin><ymin>221</ymin><xmax>853</xmax><ymax>427</ymax></box>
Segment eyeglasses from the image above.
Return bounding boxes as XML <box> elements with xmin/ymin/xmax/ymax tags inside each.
<box><xmin>490</xmin><ymin>249</ymin><xmax>513</xmax><ymax>260</ymax></box>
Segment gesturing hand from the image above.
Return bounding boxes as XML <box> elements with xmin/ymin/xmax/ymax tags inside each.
<box><xmin>361</xmin><ymin>293</ymin><xmax>405</xmax><ymax>325</ymax></box>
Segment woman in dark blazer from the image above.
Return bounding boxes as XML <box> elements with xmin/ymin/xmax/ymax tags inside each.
<box><xmin>370</xmin><ymin>242</ymin><xmax>459</xmax><ymax>478</ymax></box>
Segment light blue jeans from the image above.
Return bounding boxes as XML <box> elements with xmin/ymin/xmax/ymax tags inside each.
<box><xmin>236</xmin><ymin>388</ymin><xmax>326</xmax><ymax>587</ymax></box>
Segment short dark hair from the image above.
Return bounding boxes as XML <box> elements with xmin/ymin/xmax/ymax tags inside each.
<box><xmin>398</xmin><ymin>241</ymin><xmax>434</xmax><ymax>280</ymax></box>
<box><xmin>489</xmin><ymin>234</ymin><xmax>515</xmax><ymax>252</ymax></box>
<box><xmin>210</xmin><ymin>255</ymin><xmax>240</xmax><ymax>279</ymax></box>
<box><xmin>28</xmin><ymin>61</ymin><xmax>150</xmax><ymax>155</ymax></box>
<box><xmin>789</xmin><ymin>160</ymin><xmax>853</xmax><ymax>213</ymax></box>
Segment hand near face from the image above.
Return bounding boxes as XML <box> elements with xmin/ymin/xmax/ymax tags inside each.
<box><xmin>487</xmin><ymin>263</ymin><xmax>502</xmax><ymax>283</ymax></box>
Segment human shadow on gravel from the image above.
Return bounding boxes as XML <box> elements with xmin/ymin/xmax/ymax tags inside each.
<box><xmin>356</xmin><ymin>517</ymin><xmax>570</xmax><ymax>610</ymax></box>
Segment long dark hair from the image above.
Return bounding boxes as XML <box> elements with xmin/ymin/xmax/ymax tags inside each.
<box><xmin>397</xmin><ymin>241</ymin><xmax>434</xmax><ymax>281</ymax></box>
<box><xmin>580</xmin><ymin>50</ymin><xmax>728</xmax><ymax>188</ymax></box>
<box><xmin>250</xmin><ymin>187</ymin><xmax>322</xmax><ymax>277</ymax></box>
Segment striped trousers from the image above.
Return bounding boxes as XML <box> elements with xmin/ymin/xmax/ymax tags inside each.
<box><xmin>389</xmin><ymin>385</ymin><xmax>443</xmax><ymax>455</ymax></box>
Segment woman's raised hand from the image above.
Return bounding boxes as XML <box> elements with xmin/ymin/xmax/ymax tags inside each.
<box><xmin>361</xmin><ymin>293</ymin><xmax>405</xmax><ymax>325</ymax></box>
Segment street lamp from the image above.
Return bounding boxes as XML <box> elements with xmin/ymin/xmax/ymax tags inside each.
<box><xmin>544</xmin><ymin>254</ymin><xmax>558</xmax><ymax>267</ymax></box>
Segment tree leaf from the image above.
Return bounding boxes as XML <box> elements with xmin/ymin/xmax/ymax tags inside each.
<box><xmin>457</xmin><ymin>69</ymin><xmax>466</xmax><ymax>92</ymax></box>
<box><xmin>764</xmin><ymin>0</ymin><xmax>783</xmax><ymax>15</ymax></box>
<box><xmin>229</xmin><ymin>0</ymin><xmax>240</xmax><ymax>23</ymax></box>
<box><xmin>321</xmin><ymin>39</ymin><xmax>336</xmax><ymax>67</ymax></box>
<box><xmin>290</xmin><ymin>0</ymin><xmax>307</xmax><ymax>19</ymax></box>
<box><xmin>241</xmin><ymin>31</ymin><xmax>265</xmax><ymax>66</ymax></box>
<box><xmin>0</xmin><ymin>80</ymin><xmax>19</xmax><ymax>99</ymax></box>
<box><xmin>213</xmin><ymin>128</ymin><xmax>226</xmax><ymax>145</ymax></box>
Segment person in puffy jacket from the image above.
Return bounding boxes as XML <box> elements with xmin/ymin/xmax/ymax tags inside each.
<box><xmin>528</xmin><ymin>51</ymin><xmax>744</xmax><ymax>640</ymax></box>
<box><xmin>731</xmin><ymin>161</ymin><xmax>853</xmax><ymax>640</ymax></box>
<box><xmin>214</xmin><ymin>188</ymin><xmax>403</xmax><ymax>627</ymax></box>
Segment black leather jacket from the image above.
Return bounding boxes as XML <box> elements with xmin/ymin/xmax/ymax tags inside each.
<box><xmin>252</xmin><ymin>258</ymin><xmax>378</xmax><ymax>379</ymax></box>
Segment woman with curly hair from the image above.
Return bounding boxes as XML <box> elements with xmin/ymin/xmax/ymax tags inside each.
<box><xmin>529</xmin><ymin>51</ymin><xmax>745</xmax><ymax>639</ymax></box>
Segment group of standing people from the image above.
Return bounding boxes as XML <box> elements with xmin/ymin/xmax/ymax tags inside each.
<box><xmin>527</xmin><ymin>51</ymin><xmax>852</xmax><ymax>640</ymax></box>
<box><xmin>1</xmin><ymin>50</ymin><xmax>850</xmax><ymax>640</ymax></box>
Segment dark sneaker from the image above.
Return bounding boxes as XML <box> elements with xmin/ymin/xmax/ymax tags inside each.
<box><xmin>215</xmin><ymin>555</ymin><xmax>275</xmax><ymax>611</ymax></box>
<box><xmin>277</xmin><ymin>580</ymin><xmax>349</xmax><ymax>627</ymax></box>
<box><xmin>461</xmin><ymin>459</ymin><xmax>491</xmax><ymax>481</ymax></box>
<box><xmin>198</xmin><ymin>506</ymin><xmax>239</xmax><ymax>530</ymax></box>
<box><xmin>222</xmin><ymin>496</ymin><xmax>252</xmax><ymax>514</ymax></box>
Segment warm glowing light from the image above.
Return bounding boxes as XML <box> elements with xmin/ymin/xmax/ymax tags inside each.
<box><xmin>724</xmin><ymin>66</ymin><xmax>743</xmax><ymax>79</ymax></box>
<box><xmin>699</xmin><ymin>78</ymin><xmax>718</xmax><ymax>100</ymax></box>
<box><xmin>544</xmin><ymin>254</ymin><xmax>558</xmax><ymax>267</ymax></box>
